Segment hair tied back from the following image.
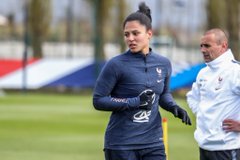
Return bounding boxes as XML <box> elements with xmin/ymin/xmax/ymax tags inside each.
<box><xmin>138</xmin><ymin>2</ymin><xmax>152</xmax><ymax>22</ymax></box>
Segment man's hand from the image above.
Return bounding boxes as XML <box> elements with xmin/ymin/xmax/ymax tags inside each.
<box><xmin>222</xmin><ymin>119</ymin><xmax>240</xmax><ymax>132</ymax></box>
<box><xmin>172</xmin><ymin>105</ymin><xmax>192</xmax><ymax>125</ymax></box>
<box><xmin>139</xmin><ymin>89</ymin><xmax>155</xmax><ymax>110</ymax></box>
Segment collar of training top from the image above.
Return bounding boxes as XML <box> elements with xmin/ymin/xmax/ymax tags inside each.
<box><xmin>128</xmin><ymin>48</ymin><xmax>153</xmax><ymax>57</ymax></box>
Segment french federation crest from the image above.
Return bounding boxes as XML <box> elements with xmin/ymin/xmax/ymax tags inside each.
<box><xmin>156</xmin><ymin>67</ymin><xmax>162</xmax><ymax>83</ymax></box>
<box><xmin>215</xmin><ymin>76</ymin><xmax>223</xmax><ymax>90</ymax></box>
<box><xmin>156</xmin><ymin>67</ymin><xmax>162</xmax><ymax>75</ymax></box>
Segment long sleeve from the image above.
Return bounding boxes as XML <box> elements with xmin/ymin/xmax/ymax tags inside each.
<box><xmin>158</xmin><ymin>62</ymin><xmax>177</xmax><ymax>110</ymax></box>
<box><xmin>93</xmin><ymin>60</ymin><xmax>139</xmax><ymax>111</ymax></box>
<box><xmin>186</xmin><ymin>82</ymin><xmax>200</xmax><ymax>114</ymax></box>
<box><xmin>94</xmin><ymin>50</ymin><xmax>175</xmax><ymax>150</ymax></box>
<box><xmin>231</xmin><ymin>66</ymin><xmax>240</xmax><ymax>95</ymax></box>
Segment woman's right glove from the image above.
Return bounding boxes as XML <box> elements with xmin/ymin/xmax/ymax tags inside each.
<box><xmin>139</xmin><ymin>89</ymin><xmax>156</xmax><ymax>110</ymax></box>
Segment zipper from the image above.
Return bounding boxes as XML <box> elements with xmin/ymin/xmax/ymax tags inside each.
<box><xmin>144</xmin><ymin>56</ymin><xmax>147</xmax><ymax>72</ymax></box>
<box><xmin>144</xmin><ymin>56</ymin><xmax>150</xmax><ymax>87</ymax></box>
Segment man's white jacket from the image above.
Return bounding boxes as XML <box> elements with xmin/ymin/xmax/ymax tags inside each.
<box><xmin>187</xmin><ymin>49</ymin><xmax>240</xmax><ymax>150</ymax></box>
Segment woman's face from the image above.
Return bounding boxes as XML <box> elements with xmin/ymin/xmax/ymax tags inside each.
<box><xmin>124</xmin><ymin>20</ymin><xmax>152</xmax><ymax>54</ymax></box>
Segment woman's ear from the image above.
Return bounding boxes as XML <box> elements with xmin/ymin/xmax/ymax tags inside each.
<box><xmin>147</xmin><ymin>29</ymin><xmax>153</xmax><ymax>40</ymax></box>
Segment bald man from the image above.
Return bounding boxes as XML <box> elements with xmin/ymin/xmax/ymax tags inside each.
<box><xmin>187</xmin><ymin>28</ymin><xmax>240</xmax><ymax>160</ymax></box>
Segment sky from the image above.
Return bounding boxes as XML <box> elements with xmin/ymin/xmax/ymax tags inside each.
<box><xmin>0</xmin><ymin>0</ymin><xmax>207</xmax><ymax>31</ymax></box>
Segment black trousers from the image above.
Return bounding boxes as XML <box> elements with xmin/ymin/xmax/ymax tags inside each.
<box><xmin>104</xmin><ymin>147</ymin><xmax>166</xmax><ymax>160</ymax></box>
<box><xmin>200</xmin><ymin>148</ymin><xmax>240</xmax><ymax>160</ymax></box>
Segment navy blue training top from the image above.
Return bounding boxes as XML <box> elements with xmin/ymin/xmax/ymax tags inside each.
<box><xmin>93</xmin><ymin>49</ymin><xmax>177</xmax><ymax>150</ymax></box>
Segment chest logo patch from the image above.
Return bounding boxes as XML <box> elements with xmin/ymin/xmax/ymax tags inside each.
<box><xmin>133</xmin><ymin>110</ymin><xmax>151</xmax><ymax>123</ymax></box>
<box><xmin>215</xmin><ymin>76</ymin><xmax>223</xmax><ymax>90</ymax></box>
<box><xmin>156</xmin><ymin>67</ymin><xmax>162</xmax><ymax>76</ymax></box>
<box><xmin>156</xmin><ymin>67</ymin><xmax>162</xmax><ymax>83</ymax></box>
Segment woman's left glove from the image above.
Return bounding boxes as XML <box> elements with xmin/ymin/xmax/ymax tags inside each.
<box><xmin>171</xmin><ymin>105</ymin><xmax>192</xmax><ymax>125</ymax></box>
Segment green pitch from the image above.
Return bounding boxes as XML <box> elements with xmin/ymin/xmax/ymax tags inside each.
<box><xmin>0</xmin><ymin>93</ymin><xmax>198</xmax><ymax>160</ymax></box>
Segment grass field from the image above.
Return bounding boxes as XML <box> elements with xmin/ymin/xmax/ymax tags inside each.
<box><xmin>0</xmin><ymin>92</ymin><xmax>199</xmax><ymax>160</ymax></box>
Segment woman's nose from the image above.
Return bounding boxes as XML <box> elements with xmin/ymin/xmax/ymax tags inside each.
<box><xmin>128</xmin><ymin>34</ymin><xmax>134</xmax><ymax>41</ymax></box>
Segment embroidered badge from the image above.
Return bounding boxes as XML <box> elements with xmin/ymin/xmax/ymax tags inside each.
<box><xmin>156</xmin><ymin>67</ymin><xmax>162</xmax><ymax>83</ymax></box>
<box><xmin>215</xmin><ymin>76</ymin><xmax>223</xmax><ymax>90</ymax></box>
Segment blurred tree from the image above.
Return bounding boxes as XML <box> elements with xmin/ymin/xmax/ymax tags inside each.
<box><xmin>226</xmin><ymin>0</ymin><xmax>240</xmax><ymax>60</ymax></box>
<box><xmin>116</xmin><ymin>0</ymin><xmax>126</xmax><ymax>53</ymax></box>
<box><xmin>28</xmin><ymin>0</ymin><xmax>52</xmax><ymax>58</ymax></box>
<box><xmin>88</xmin><ymin>0</ymin><xmax>113</xmax><ymax>78</ymax></box>
<box><xmin>90</xmin><ymin>0</ymin><xmax>112</xmax><ymax>61</ymax></box>
<box><xmin>7</xmin><ymin>13</ymin><xmax>17</xmax><ymax>39</ymax></box>
<box><xmin>206</xmin><ymin>0</ymin><xmax>240</xmax><ymax>60</ymax></box>
<box><xmin>66</xmin><ymin>0</ymin><xmax>74</xmax><ymax>58</ymax></box>
<box><xmin>206</xmin><ymin>0</ymin><xmax>226</xmax><ymax>29</ymax></box>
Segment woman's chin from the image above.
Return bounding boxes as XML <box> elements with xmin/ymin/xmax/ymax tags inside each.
<box><xmin>130</xmin><ymin>48</ymin><xmax>139</xmax><ymax>53</ymax></box>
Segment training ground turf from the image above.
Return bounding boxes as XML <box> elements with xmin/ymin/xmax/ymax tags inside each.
<box><xmin>0</xmin><ymin>93</ymin><xmax>198</xmax><ymax>160</ymax></box>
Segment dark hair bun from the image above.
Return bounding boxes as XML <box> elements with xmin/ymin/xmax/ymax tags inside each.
<box><xmin>138</xmin><ymin>2</ymin><xmax>152</xmax><ymax>22</ymax></box>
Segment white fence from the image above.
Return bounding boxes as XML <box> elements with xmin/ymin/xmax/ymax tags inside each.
<box><xmin>0</xmin><ymin>41</ymin><xmax>203</xmax><ymax>64</ymax></box>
